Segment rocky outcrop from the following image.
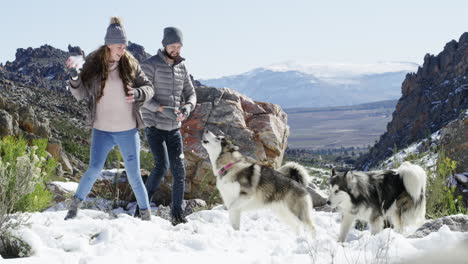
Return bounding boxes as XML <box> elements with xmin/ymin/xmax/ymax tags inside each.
<box><xmin>2</xmin><ymin>42</ymin><xmax>148</xmax><ymax>92</ymax></box>
<box><xmin>4</xmin><ymin>44</ymin><xmax>72</xmax><ymax>91</ymax></box>
<box><xmin>127</xmin><ymin>42</ymin><xmax>152</xmax><ymax>62</ymax></box>
<box><xmin>357</xmin><ymin>32</ymin><xmax>468</xmax><ymax>169</ymax></box>
<box><xmin>0</xmin><ymin>92</ymin><xmax>50</xmax><ymax>138</ymax></box>
<box><xmin>152</xmin><ymin>86</ymin><xmax>290</xmax><ymax>204</ymax></box>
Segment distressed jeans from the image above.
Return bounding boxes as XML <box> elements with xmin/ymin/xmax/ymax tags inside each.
<box><xmin>144</xmin><ymin>127</ymin><xmax>186</xmax><ymax>216</ymax></box>
<box><xmin>74</xmin><ymin>128</ymin><xmax>150</xmax><ymax>210</ymax></box>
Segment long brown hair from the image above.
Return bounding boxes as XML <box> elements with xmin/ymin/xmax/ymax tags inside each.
<box><xmin>80</xmin><ymin>46</ymin><xmax>138</xmax><ymax>102</ymax></box>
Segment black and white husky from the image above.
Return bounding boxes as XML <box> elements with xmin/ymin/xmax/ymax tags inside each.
<box><xmin>327</xmin><ymin>162</ymin><xmax>427</xmax><ymax>242</ymax></box>
<box><xmin>201</xmin><ymin>131</ymin><xmax>316</xmax><ymax>235</ymax></box>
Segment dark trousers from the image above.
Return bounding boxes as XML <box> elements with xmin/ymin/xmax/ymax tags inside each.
<box><xmin>145</xmin><ymin>126</ymin><xmax>186</xmax><ymax>215</ymax></box>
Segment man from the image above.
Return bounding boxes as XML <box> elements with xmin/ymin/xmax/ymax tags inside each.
<box><xmin>138</xmin><ymin>27</ymin><xmax>197</xmax><ymax>225</ymax></box>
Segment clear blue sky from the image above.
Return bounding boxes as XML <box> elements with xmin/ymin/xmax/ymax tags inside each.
<box><xmin>1</xmin><ymin>0</ymin><xmax>467</xmax><ymax>78</ymax></box>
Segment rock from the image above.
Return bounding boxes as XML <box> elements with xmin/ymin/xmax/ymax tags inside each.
<box><xmin>151</xmin><ymin>199</ymin><xmax>207</xmax><ymax>221</ymax></box>
<box><xmin>307</xmin><ymin>184</ymin><xmax>328</xmax><ymax>207</ymax></box>
<box><xmin>408</xmin><ymin>215</ymin><xmax>468</xmax><ymax>238</ymax></box>
<box><xmin>184</xmin><ymin>199</ymin><xmax>208</xmax><ymax>215</ymax></box>
<box><xmin>46</xmin><ymin>139</ymin><xmax>73</xmax><ymax>173</ymax></box>
<box><xmin>454</xmin><ymin>173</ymin><xmax>468</xmax><ymax>188</ymax></box>
<box><xmin>0</xmin><ymin>109</ymin><xmax>14</xmax><ymax>137</ymax></box>
<box><xmin>153</xmin><ymin>204</ymin><xmax>171</xmax><ymax>221</ymax></box>
<box><xmin>17</xmin><ymin>105</ymin><xmax>51</xmax><ymax>138</ymax></box>
<box><xmin>46</xmin><ymin>181</ymin><xmax>78</xmax><ymax>203</ymax></box>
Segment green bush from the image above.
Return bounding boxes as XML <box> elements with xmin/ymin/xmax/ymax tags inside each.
<box><xmin>0</xmin><ymin>136</ymin><xmax>56</xmax><ymax>229</ymax></box>
<box><xmin>62</xmin><ymin>139</ymin><xmax>89</xmax><ymax>163</ymax></box>
<box><xmin>0</xmin><ymin>136</ymin><xmax>57</xmax><ymax>258</ymax></box>
<box><xmin>426</xmin><ymin>150</ymin><xmax>467</xmax><ymax>219</ymax></box>
<box><xmin>15</xmin><ymin>184</ymin><xmax>53</xmax><ymax>213</ymax></box>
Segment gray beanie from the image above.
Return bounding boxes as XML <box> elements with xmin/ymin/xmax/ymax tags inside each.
<box><xmin>104</xmin><ymin>17</ymin><xmax>128</xmax><ymax>45</ymax></box>
<box><xmin>162</xmin><ymin>27</ymin><xmax>183</xmax><ymax>47</ymax></box>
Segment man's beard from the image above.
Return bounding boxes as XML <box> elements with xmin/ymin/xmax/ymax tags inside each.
<box><xmin>164</xmin><ymin>49</ymin><xmax>179</xmax><ymax>60</ymax></box>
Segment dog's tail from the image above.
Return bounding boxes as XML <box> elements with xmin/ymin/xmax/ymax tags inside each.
<box><xmin>398</xmin><ymin>161</ymin><xmax>427</xmax><ymax>202</ymax></box>
<box><xmin>278</xmin><ymin>162</ymin><xmax>311</xmax><ymax>186</ymax></box>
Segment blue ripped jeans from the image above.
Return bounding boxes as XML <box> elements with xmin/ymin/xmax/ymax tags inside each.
<box><xmin>144</xmin><ymin>127</ymin><xmax>186</xmax><ymax>216</ymax></box>
<box><xmin>74</xmin><ymin>128</ymin><xmax>150</xmax><ymax>210</ymax></box>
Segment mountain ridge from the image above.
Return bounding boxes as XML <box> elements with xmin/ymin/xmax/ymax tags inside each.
<box><xmin>200</xmin><ymin>65</ymin><xmax>416</xmax><ymax>108</ymax></box>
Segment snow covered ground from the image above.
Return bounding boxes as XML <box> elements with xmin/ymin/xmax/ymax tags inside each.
<box><xmin>3</xmin><ymin>206</ymin><xmax>467</xmax><ymax>264</ymax></box>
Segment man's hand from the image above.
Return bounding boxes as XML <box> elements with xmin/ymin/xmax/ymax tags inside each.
<box><xmin>176</xmin><ymin>104</ymin><xmax>191</xmax><ymax>122</ymax></box>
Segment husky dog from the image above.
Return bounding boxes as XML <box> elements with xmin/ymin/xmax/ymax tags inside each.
<box><xmin>201</xmin><ymin>131</ymin><xmax>316</xmax><ymax>235</ymax></box>
<box><xmin>327</xmin><ymin>162</ymin><xmax>427</xmax><ymax>242</ymax></box>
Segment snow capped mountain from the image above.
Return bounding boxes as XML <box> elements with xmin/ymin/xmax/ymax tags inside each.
<box><xmin>265</xmin><ymin>61</ymin><xmax>419</xmax><ymax>78</ymax></box>
<box><xmin>200</xmin><ymin>62</ymin><xmax>419</xmax><ymax>108</ymax></box>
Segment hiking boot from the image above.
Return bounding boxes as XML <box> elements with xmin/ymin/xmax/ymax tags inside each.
<box><xmin>171</xmin><ymin>213</ymin><xmax>188</xmax><ymax>226</ymax></box>
<box><xmin>64</xmin><ymin>197</ymin><xmax>82</xmax><ymax>220</ymax></box>
<box><xmin>140</xmin><ymin>208</ymin><xmax>152</xmax><ymax>221</ymax></box>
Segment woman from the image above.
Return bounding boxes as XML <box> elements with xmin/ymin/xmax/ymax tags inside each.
<box><xmin>64</xmin><ymin>17</ymin><xmax>154</xmax><ymax>221</ymax></box>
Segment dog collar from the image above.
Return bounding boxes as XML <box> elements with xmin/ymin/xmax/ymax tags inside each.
<box><xmin>218</xmin><ymin>162</ymin><xmax>240</xmax><ymax>176</ymax></box>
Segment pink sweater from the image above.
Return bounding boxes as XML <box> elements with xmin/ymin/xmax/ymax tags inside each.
<box><xmin>93</xmin><ymin>62</ymin><xmax>136</xmax><ymax>132</ymax></box>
